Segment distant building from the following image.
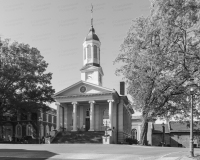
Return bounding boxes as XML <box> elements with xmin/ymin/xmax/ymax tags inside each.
<box><xmin>132</xmin><ymin>116</ymin><xmax>200</xmax><ymax>147</ymax></box>
<box><xmin>0</xmin><ymin>108</ymin><xmax>56</xmax><ymax>142</ymax></box>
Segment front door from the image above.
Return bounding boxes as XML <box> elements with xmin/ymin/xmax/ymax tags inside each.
<box><xmin>85</xmin><ymin>118</ymin><xmax>90</xmax><ymax>131</ymax></box>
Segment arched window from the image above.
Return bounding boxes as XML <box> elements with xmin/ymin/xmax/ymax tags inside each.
<box><xmin>87</xmin><ymin>45</ymin><xmax>91</xmax><ymax>60</ymax></box>
<box><xmin>26</xmin><ymin>124</ymin><xmax>33</xmax><ymax>136</ymax></box>
<box><xmin>84</xmin><ymin>47</ymin><xmax>86</xmax><ymax>60</ymax></box>
<box><xmin>131</xmin><ymin>129</ymin><xmax>137</xmax><ymax>140</ymax></box>
<box><xmin>16</xmin><ymin>124</ymin><xmax>22</xmax><ymax>137</ymax></box>
<box><xmin>93</xmin><ymin>45</ymin><xmax>97</xmax><ymax>59</ymax></box>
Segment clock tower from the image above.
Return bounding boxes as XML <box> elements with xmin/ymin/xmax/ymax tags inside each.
<box><xmin>80</xmin><ymin>6</ymin><xmax>104</xmax><ymax>86</ymax></box>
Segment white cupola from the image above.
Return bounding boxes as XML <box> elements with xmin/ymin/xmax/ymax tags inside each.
<box><xmin>83</xmin><ymin>26</ymin><xmax>101</xmax><ymax>66</ymax></box>
<box><xmin>80</xmin><ymin>7</ymin><xmax>104</xmax><ymax>86</ymax></box>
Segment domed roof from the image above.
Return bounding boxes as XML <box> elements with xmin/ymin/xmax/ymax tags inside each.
<box><xmin>85</xmin><ymin>26</ymin><xmax>100</xmax><ymax>42</ymax></box>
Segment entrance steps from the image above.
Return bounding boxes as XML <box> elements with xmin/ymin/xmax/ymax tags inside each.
<box><xmin>51</xmin><ymin>131</ymin><xmax>105</xmax><ymax>144</ymax></box>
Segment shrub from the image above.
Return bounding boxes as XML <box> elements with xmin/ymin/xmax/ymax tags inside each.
<box><xmin>125</xmin><ymin>138</ymin><xmax>138</xmax><ymax>145</ymax></box>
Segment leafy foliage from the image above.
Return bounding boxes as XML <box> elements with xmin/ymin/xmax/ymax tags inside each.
<box><xmin>114</xmin><ymin>0</ymin><xmax>200</xmax><ymax>144</ymax></box>
<box><xmin>0</xmin><ymin>38</ymin><xmax>55</xmax><ymax>117</ymax></box>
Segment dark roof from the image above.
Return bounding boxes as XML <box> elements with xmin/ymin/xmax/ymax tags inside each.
<box><xmin>153</xmin><ymin>124</ymin><xmax>170</xmax><ymax>133</ymax></box>
<box><xmin>120</xmin><ymin>95</ymin><xmax>129</xmax><ymax>105</ymax></box>
<box><xmin>152</xmin><ymin>121</ymin><xmax>200</xmax><ymax>134</ymax></box>
<box><xmin>80</xmin><ymin>63</ymin><xmax>100</xmax><ymax>71</ymax></box>
<box><xmin>85</xmin><ymin>26</ymin><xmax>100</xmax><ymax>42</ymax></box>
<box><xmin>169</xmin><ymin>121</ymin><xmax>200</xmax><ymax>132</ymax></box>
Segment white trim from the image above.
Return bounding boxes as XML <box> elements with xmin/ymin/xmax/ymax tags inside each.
<box><xmin>55</xmin><ymin>94</ymin><xmax>113</xmax><ymax>103</ymax></box>
<box><xmin>81</xmin><ymin>66</ymin><xmax>104</xmax><ymax>76</ymax></box>
<box><xmin>53</xmin><ymin>80</ymin><xmax>114</xmax><ymax>97</ymax></box>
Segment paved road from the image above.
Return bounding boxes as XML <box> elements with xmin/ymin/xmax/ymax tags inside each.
<box><xmin>0</xmin><ymin>144</ymin><xmax>200</xmax><ymax>160</ymax></box>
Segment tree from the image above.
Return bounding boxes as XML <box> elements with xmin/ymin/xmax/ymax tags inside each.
<box><xmin>0</xmin><ymin>38</ymin><xmax>55</xmax><ymax>118</ymax></box>
<box><xmin>114</xmin><ymin>0</ymin><xmax>200</xmax><ymax>145</ymax></box>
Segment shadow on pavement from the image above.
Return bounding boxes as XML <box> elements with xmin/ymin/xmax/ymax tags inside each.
<box><xmin>194</xmin><ymin>154</ymin><xmax>200</xmax><ymax>158</ymax></box>
<box><xmin>0</xmin><ymin>149</ymin><xmax>57</xmax><ymax>160</ymax></box>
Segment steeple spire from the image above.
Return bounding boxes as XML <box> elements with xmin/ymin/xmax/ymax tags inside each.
<box><xmin>91</xmin><ymin>4</ymin><xmax>93</xmax><ymax>27</ymax></box>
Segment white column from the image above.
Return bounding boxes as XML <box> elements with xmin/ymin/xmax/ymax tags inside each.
<box><xmin>89</xmin><ymin>101</ymin><xmax>95</xmax><ymax>131</ymax></box>
<box><xmin>95</xmin><ymin>105</ymin><xmax>99</xmax><ymax>131</ymax></box>
<box><xmin>72</xmin><ymin>102</ymin><xmax>77</xmax><ymax>131</ymax></box>
<box><xmin>108</xmin><ymin>100</ymin><xmax>114</xmax><ymax>130</ymax></box>
<box><xmin>80</xmin><ymin>106</ymin><xmax>84</xmax><ymax>130</ymax></box>
<box><xmin>64</xmin><ymin>105</ymin><xmax>68</xmax><ymax>130</ymax></box>
<box><xmin>59</xmin><ymin>106</ymin><xmax>63</xmax><ymax>129</ymax></box>
<box><xmin>55</xmin><ymin>102</ymin><xmax>60</xmax><ymax>130</ymax></box>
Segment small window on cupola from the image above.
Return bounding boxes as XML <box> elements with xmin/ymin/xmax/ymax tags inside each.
<box><xmin>84</xmin><ymin>47</ymin><xmax>86</xmax><ymax>59</ymax></box>
<box><xmin>94</xmin><ymin>45</ymin><xmax>97</xmax><ymax>58</ymax></box>
<box><xmin>99</xmin><ymin>48</ymin><xmax>100</xmax><ymax>63</ymax></box>
<box><xmin>87</xmin><ymin>45</ymin><xmax>91</xmax><ymax>59</ymax></box>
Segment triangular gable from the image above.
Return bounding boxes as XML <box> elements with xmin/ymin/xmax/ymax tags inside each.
<box><xmin>53</xmin><ymin>81</ymin><xmax>113</xmax><ymax>97</ymax></box>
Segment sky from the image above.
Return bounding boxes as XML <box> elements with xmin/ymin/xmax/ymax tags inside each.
<box><xmin>0</xmin><ymin>0</ymin><xmax>151</xmax><ymax>109</ymax></box>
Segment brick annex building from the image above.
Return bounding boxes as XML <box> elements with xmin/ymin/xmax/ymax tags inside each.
<box><xmin>52</xmin><ymin>17</ymin><xmax>134</xmax><ymax>144</ymax></box>
<box><xmin>0</xmin><ymin>108</ymin><xmax>56</xmax><ymax>142</ymax></box>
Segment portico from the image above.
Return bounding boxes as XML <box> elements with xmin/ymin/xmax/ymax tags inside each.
<box><xmin>54</xmin><ymin>84</ymin><xmax>115</xmax><ymax>132</ymax></box>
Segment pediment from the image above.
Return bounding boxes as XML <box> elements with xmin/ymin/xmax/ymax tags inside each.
<box><xmin>53</xmin><ymin>81</ymin><xmax>113</xmax><ymax>97</ymax></box>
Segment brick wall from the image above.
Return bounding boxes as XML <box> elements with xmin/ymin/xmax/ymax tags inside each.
<box><xmin>152</xmin><ymin>134</ymin><xmax>170</xmax><ymax>146</ymax></box>
<box><xmin>170</xmin><ymin>133</ymin><xmax>190</xmax><ymax>147</ymax></box>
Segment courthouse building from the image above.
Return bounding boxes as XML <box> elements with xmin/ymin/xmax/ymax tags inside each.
<box><xmin>53</xmin><ymin>21</ymin><xmax>134</xmax><ymax>144</ymax></box>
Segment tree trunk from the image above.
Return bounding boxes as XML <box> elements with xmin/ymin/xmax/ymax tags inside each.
<box><xmin>140</xmin><ymin>114</ymin><xmax>148</xmax><ymax>145</ymax></box>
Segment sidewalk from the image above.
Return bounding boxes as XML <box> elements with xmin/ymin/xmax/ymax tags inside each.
<box><xmin>156</xmin><ymin>156</ymin><xmax>199</xmax><ymax>160</ymax></box>
<box><xmin>157</xmin><ymin>153</ymin><xmax>200</xmax><ymax>160</ymax></box>
<box><xmin>179</xmin><ymin>156</ymin><xmax>200</xmax><ymax>160</ymax></box>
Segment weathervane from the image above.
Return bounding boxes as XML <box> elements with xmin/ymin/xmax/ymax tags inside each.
<box><xmin>91</xmin><ymin>4</ymin><xmax>93</xmax><ymax>27</ymax></box>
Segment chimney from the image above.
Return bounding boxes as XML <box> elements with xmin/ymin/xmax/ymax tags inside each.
<box><xmin>120</xmin><ymin>81</ymin><xmax>125</xmax><ymax>95</ymax></box>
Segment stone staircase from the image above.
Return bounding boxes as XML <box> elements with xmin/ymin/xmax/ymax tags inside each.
<box><xmin>52</xmin><ymin>131</ymin><xmax>105</xmax><ymax>144</ymax></box>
